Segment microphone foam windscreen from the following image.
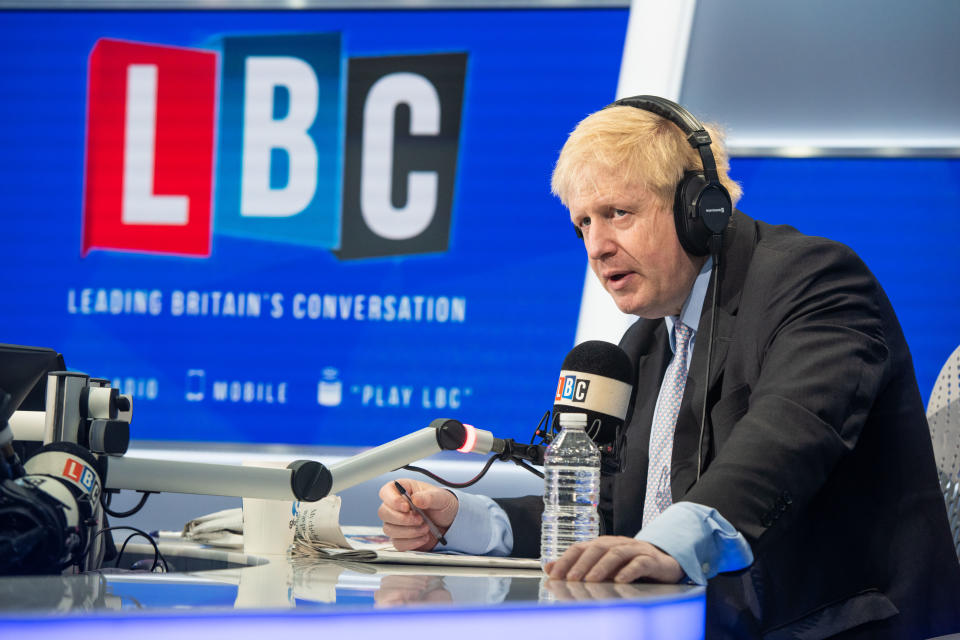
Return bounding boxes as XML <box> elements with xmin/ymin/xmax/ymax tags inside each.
<box><xmin>561</xmin><ymin>340</ymin><xmax>633</xmax><ymax>383</ymax></box>
<box><xmin>554</xmin><ymin>340</ymin><xmax>634</xmax><ymax>421</ymax></box>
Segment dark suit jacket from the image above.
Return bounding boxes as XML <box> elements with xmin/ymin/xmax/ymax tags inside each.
<box><xmin>496</xmin><ymin>211</ymin><xmax>960</xmax><ymax>639</ymax></box>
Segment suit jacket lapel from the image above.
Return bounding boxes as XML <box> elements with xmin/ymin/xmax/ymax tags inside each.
<box><xmin>614</xmin><ymin>319</ymin><xmax>671</xmax><ymax>535</ymax></box>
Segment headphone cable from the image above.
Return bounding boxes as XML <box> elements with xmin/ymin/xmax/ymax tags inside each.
<box><xmin>696</xmin><ymin>234</ymin><xmax>723</xmax><ymax>480</ymax></box>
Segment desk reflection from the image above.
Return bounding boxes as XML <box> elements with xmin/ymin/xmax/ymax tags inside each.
<box><xmin>374</xmin><ymin>575</ymin><xmax>453</xmax><ymax>607</ymax></box>
<box><xmin>0</xmin><ymin>540</ymin><xmax>701</xmax><ymax>616</ymax></box>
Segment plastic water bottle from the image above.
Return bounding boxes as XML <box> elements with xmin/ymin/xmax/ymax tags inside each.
<box><xmin>539</xmin><ymin>412</ymin><xmax>601</xmax><ymax>567</ymax></box>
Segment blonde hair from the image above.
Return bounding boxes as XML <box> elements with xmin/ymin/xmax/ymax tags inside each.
<box><xmin>551</xmin><ymin>105</ymin><xmax>742</xmax><ymax>210</ymax></box>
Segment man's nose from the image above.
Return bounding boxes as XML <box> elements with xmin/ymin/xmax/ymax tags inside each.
<box><xmin>584</xmin><ymin>222</ymin><xmax>616</xmax><ymax>260</ymax></box>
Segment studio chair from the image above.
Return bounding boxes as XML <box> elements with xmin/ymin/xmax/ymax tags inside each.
<box><xmin>927</xmin><ymin>344</ymin><xmax>960</xmax><ymax>561</ymax></box>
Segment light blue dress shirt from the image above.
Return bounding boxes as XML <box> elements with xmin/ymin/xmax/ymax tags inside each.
<box><xmin>442</xmin><ymin>258</ymin><xmax>754</xmax><ymax>584</ymax></box>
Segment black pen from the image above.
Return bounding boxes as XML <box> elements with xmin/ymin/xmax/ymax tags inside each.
<box><xmin>394</xmin><ymin>480</ymin><xmax>447</xmax><ymax>546</ymax></box>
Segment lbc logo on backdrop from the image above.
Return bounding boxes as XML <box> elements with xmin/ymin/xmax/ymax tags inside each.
<box><xmin>81</xmin><ymin>34</ymin><xmax>466</xmax><ymax>260</ymax></box>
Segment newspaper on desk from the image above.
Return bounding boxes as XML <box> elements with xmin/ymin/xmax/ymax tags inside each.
<box><xmin>181</xmin><ymin>496</ymin><xmax>540</xmax><ymax>570</ymax></box>
<box><xmin>290</xmin><ymin>495</ymin><xmax>387</xmax><ymax>562</ymax></box>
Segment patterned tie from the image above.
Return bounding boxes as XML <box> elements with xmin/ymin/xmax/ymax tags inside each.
<box><xmin>642</xmin><ymin>319</ymin><xmax>694</xmax><ymax>528</ymax></box>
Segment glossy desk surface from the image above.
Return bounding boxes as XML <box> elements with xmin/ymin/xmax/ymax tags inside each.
<box><xmin>0</xmin><ymin>536</ymin><xmax>706</xmax><ymax>639</ymax></box>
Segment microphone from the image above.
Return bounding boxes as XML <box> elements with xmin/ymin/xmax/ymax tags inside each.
<box><xmin>1</xmin><ymin>441</ymin><xmax>105</xmax><ymax>574</ymax></box>
<box><xmin>420</xmin><ymin>342</ymin><xmax>635</xmax><ymax>475</ymax></box>
<box><xmin>552</xmin><ymin>340</ymin><xmax>634</xmax><ymax>474</ymax></box>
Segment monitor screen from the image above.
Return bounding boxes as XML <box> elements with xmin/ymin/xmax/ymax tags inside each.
<box><xmin>0</xmin><ymin>7</ymin><xmax>629</xmax><ymax>447</ymax></box>
<box><xmin>0</xmin><ymin>344</ymin><xmax>65</xmax><ymax>417</ymax></box>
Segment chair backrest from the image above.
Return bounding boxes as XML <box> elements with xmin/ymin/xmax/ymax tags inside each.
<box><xmin>927</xmin><ymin>344</ymin><xmax>960</xmax><ymax>560</ymax></box>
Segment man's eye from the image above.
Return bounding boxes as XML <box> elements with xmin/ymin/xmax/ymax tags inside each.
<box><xmin>579</xmin><ymin>217</ymin><xmax>591</xmax><ymax>228</ymax></box>
<box><xmin>613</xmin><ymin>209</ymin><xmax>629</xmax><ymax>217</ymax></box>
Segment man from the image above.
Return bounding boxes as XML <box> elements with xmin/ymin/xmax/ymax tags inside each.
<box><xmin>378</xmin><ymin>98</ymin><xmax>960</xmax><ymax>638</ymax></box>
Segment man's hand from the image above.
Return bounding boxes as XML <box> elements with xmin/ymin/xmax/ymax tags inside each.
<box><xmin>377</xmin><ymin>478</ymin><xmax>458</xmax><ymax>551</ymax></box>
<box><xmin>543</xmin><ymin>536</ymin><xmax>684</xmax><ymax>583</ymax></box>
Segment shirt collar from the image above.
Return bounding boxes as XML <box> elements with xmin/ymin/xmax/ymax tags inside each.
<box><xmin>663</xmin><ymin>256</ymin><xmax>713</xmax><ymax>353</ymax></box>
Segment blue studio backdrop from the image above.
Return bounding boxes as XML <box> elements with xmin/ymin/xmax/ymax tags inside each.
<box><xmin>1</xmin><ymin>9</ymin><xmax>957</xmax><ymax>449</ymax></box>
<box><xmin>1</xmin><ymin>8</ymin><xmax>630</xmax><ymax>446</ymax></box>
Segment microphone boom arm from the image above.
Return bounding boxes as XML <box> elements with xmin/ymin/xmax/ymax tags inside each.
<box><xmin>17</xmin><ymin>416</ymin><xmax>505</xmax><ymax>502</ymax></box>
<box><xmin>13</xmin><ymin>372</ymin><xmax>537</xmax><ymax>502</ymax></box>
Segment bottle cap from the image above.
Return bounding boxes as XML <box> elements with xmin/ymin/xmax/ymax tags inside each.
<box><xmin>557</xmin><ymin>412</ymin><xmax>588</xmax><ymax>428</ymax></box>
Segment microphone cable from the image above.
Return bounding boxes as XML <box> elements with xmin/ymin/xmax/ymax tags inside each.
<box><xmin>403</xmin><ymin>447</ymin><xmax>548</xmax><ymax>488</ymax></box>
<box><xmin>88</xmin><ymin>525</ymin><xmax>168</xmax><ymax>572</ymax></box>
<box><xmin>101</xmin><ymin>489</ymin><xmax>155</xmax><ymax>518</ymax></box>
<box><xmin>403</xmin><ymin>453</ymin><xmax>545</xmax><ymax>488</ymax></box>
<box><xmin>112</xmin><ymin>527</ymin><xmax>168</xmax><ymax>571</ymax></box>
<box><xmin>402</xmin><ymin>455</ymin><xmax>501</xmax><ymax>489</ymax></box>
<box><xmin>402</xmin><ymin>412</ymin><xmax>552</xmax><ymax>487</ymax></box>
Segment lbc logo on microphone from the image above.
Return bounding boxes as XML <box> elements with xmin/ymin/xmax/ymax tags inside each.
<box><xmin>556</xmin><ymin>375</ymin><xmax>590</xmax><ymax>403</ymax></box>
<box><xmin>81</xmin><ymin>35</ymin><xmax>466</xmax><ymax>260</ymax></box>
<box><xmin>62</xmin><ymin>458</ymin><xmax>97</xmax><ymax>493</ymax></box>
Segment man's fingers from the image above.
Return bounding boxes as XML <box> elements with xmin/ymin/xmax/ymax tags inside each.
<box><xmin>546</xmin><ymin>536</ymin><xmax>630</xmax><ymax>579</ymax></box>
<box><xmin>376</xmin><ymin>479</ymin><xmax>445</xmax><ymax>551</ymax></box>
<box><xmin>381</xmin><ymin>521</ymin><xmax>428</xmax><ymax>539</ymax></box>
<box><xmin>378</xmin><ymin>478</ymin><xmax>434</xmax><ymax>510</ymax></box>
<box><xmin>566</xmin><ymin>543</ymin><xmax>615</xmax><ymax>581</ymax></box>
<box><xmin>377</xmin><ymin>502</ymin><xmax>422</xmax><ymax>527</ymax></box>
<box><xmin>387</xmin><ymin>530</ymin><xmax>433</xmax><ymax>551</ymax></box>
<box><xmin>379</xmin><ymin>480</ymin><xmax>456</xmax><ymax>524</ymax></box>
<box><xmin>611</xmin><ymin>552</ymin><xmax>659</xmax><ymax>583</ymax></box>
<box><xmin>378</xmin><ymin>481</ymin><xmax>411</xmax><ymax>512</ymax></box>
<box><xmin>615</xmin><ymin>551</ymin><xmax>683</xmax><ymax>584</ymax></box>
<box><xmin>581</xmin><ymin>543</ymin><xmax>648</xmax><ymax>582</ymax></box>
<box><xmin>411</xmin><ymin>487</ymin><xmax>449</xmax><ymax>511</ymax></box>
<box><xmin>543</xmin><ymin>543</ymin><xmax>587</xmax><ymax>579</ymax></box>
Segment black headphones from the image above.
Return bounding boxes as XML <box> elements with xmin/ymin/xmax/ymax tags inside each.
<box><xmin>583</xmin><ymin>95</ymin><xmax>732</xmax><ymax>257</ymax></box>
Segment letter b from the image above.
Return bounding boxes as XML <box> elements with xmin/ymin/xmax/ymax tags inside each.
<box><xmin>214</xmin><ymin>33</ymin><xmax>342</xmax><ymax>249</ymax></box>
<box><xmin>240</xmin><ymin>56</ymin><xmax>319</xmax><ymax>217</ymax></box>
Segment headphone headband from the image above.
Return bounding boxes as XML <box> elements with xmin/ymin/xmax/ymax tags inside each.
<box><xmin>608</xmin><ymin>95</ymin><xmax>719</xmax><ymax>183</ymax></box>
<box><xmin>609</xmin><ymin>95</ymin><xmax>705</xmax><ymax>141</ymax></box>
<box><xmin>598</xmin><ymin>94</ymin><xmax>732</xmax><ymax>256</ymax></box>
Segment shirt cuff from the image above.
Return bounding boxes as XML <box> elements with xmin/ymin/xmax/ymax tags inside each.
<box><xmin>635</xmin><ymin>501</ymin><xmax>754</xmax><ymax>585</ymax></box>
<box><xmin>441</xmin><ymin>490</ymin><xmax>514</xmax><ymax>556</ymax></box>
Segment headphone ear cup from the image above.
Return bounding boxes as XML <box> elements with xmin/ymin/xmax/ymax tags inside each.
<box><xmin>674</xmin><ymin>172</ymin><xmax>712</xmax><ymax>256</ymax></box>
<box><xmin>674</xmin><ymin>171</ymin><xmax>732</xmax><ymax>256</ymax></box>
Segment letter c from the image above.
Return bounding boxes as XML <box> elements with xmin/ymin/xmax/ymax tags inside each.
<box><xmin>360</xmin><ymin>72</ymin><xmax>440</xmax><ymax>240</ymax></box>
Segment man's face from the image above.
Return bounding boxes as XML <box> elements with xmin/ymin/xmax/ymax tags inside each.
<box><xmin>568</xmin><ymin>175</ymin><xmax>704</xmax><ymax>319</ymax></box>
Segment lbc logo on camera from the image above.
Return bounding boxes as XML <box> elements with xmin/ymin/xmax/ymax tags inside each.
<box><xmin>81</xmin><ymin>34</ymin><xmax>466</xmax><ymax>260</ymax></box>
